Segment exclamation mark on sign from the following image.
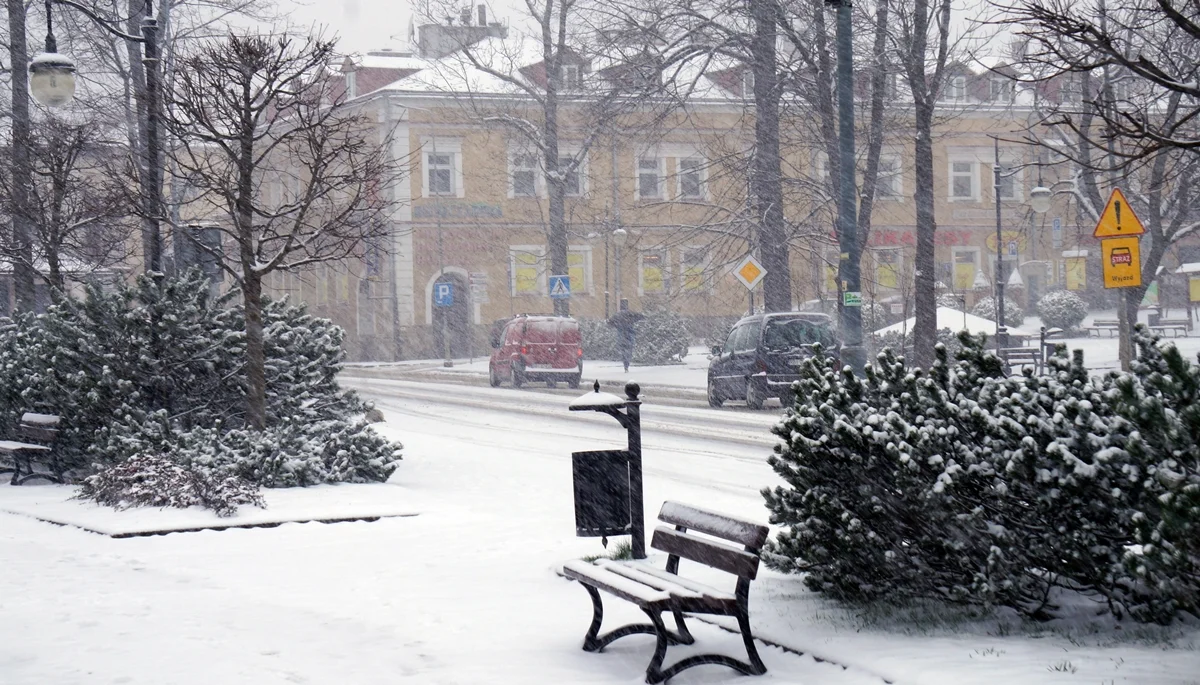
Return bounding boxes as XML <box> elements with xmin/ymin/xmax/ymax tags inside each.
<box><xmin>1115</xmin><ymin>200</ymin><xmax>1123</xmax><ymax>231</ymax></box>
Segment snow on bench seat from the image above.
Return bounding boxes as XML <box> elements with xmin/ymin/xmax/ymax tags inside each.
<box><xmin>595</xmin><ymin>559</ymin><xmax>735</xmax><ymax>602</ymax></box>
<box><xmin>562</xmin><ymin>560</ymin><xmax>671</xmax><ymax>605</ymax></box>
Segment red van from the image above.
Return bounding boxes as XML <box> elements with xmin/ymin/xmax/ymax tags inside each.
<box><xmin>488</xmin><ymin>315</ymin><xmax>583</xmax><ymax>388</ymax></box>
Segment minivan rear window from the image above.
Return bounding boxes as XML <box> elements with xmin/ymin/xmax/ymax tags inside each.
<box><xmin>762</xmin><ymin>318</ymin><xmax>836</xmax><ymax>350</ymax></box>
<box><xmin>525</xmin><ymin>320</ymin><xmax>561</xmax><ymax>344</ymax></box>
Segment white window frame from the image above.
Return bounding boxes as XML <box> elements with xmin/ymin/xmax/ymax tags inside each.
<box><xmin>346</xmin><ymin>70</ymin><xmax>357</xmax><ymax>99</ymax></box>
<box><xmin>635</xmin><ymin>154</ymin><xmax>665</xmax><ymax>200</ymax></box>
<box><xmin>873</xmin><ymin>248</ymin><xmax>904</xmax><ymax>290</ymax></box>
<box><xmin>567</xmin><ymin>244</ymin><xmax>593</xmax><ymax>295</ymax></box>
<box><xmin>509</xmin><ymin>149</ymin><xmax>540</xmax><ymax>198</ymax></box>
<box><xmin>675</xmin><ymin>157</ymin><xmax>707</xmax><ymax>200</ymax></box>
<box><xmin>948</xmin><ymin>158</ymin><xmax>979</xmax><ymax>201</ymax></box>
<box><xmin>559</xmin><ymin>148</ymin><xmax>588</xmax><ymax>198</ymax></box>
<box><xmin>815</xmin><ymin>151</ymin><xmax>830</xmax><ymax>185</ymax></box>
<box><xmin>562</xmin><ymin>64</ymin><xmax>582</xmax><ymax>91</ymax></box>
<box><xmin>877</xmin><ymin>154</ymin><xmax>903</xmax><ymax>200</ymax></box>
<box><xmin>742</xmin><ymin>70</ymin><xmax>754</xmax><ymax>99</ymax></box>
<box><xmin>420</xmin><ymin>137</ymin><xmax>464</xmax><ymax>199</ymax></box>
<box><xmin>946</xmin><ymin>75</ymin><xmax>966</xmax><ymax>100</ymax></box>
<box><xmin>509</xmin><ymin>245</ymin><xmax>546</xmax><ymax>296</ymax></box>
<box><xmin>989</xmin><ymin>75</ymin><xmax>1014</xmax><ymax>103</ymax></box>
<box><xmin>638</xmin><ymin>248</ymin><xmax>670</xmax><ymax>295</ymax></box>
<box><xmin>952</xmin><ymin>246</ymin><xmax>982</xmax><ymax>287</ymax></box>
<box><xmin>995</xmin><ymin>157</ymin><xmax>1024</xmax><ymax>203</ymax></box>
<box><xmin>677</xmin><ymin>247</ymin><xmax>710</xmax><ymax>293</ymax></box>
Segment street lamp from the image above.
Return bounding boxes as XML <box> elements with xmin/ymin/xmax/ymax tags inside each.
<box><xmin>612</xmin><ymin>227</ymin><xmax>628</xmax><ymax>311</ymax></box>
<box><xmin>30</xmin><ymin>0</ymin><xmax>163</xmax><ymax>274</ymax></box>
<box><xmin>993</xmin><ymin>138</ymin><xmax>1052</xmax><ymax>346</ymax></box>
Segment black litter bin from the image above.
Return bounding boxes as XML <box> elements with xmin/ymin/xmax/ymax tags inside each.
<box><xmin>571</xmin><ymin>450</ymin><xmax>631</xmax><ymax>538</ymax></box>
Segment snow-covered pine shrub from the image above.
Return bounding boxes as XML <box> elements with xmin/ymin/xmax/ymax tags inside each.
<box><xmin>860</xmin><ymin>302</ymin><xmax>889</xmax><ymax>334</ymax></box>
<box><xmin>0</xmin><ymin>269</ymin><xmax>400</xmax><ymax>484</ymax></box>
<box><xmin>870</xmin><ymin>327</ymin><xmax>963</xmax><ymax>362</ymax></box>
<box><xmin>971</xmin><ymin>296</ymin><xmax>1024</xmax><ymax>325</ymax></box>
<box><xmin>633</xmin><ymin>309</ymin><xmax>690</xmax><ymax>365</ymax></box>
<box><xmin>75</xmin><ymin>453</ymin><xmax>264</xmax><ymax>518</ymax></box>
<box><xmin>1037</xmin><ymin>290</ymin><xmax>1089</xmax><ymax>330</ymax></box>
<box><xmin>577</xmin><ymin>317</ymin><xmax>620</xmax><ymax>360</ymax></box>
<box><xmin>937</xmin><ymin>293</ymin><xmax>966</xmax><ymax>309</ymax></box>
<box><xmin>1105</xmin><ymin>329</ymin><xmax>1200</xmax><ymax>622</ymax></box>
<box><xmin>703</xmin><ymin>316</ymin><xmax>740</xmax><ymax>351</ymax></box>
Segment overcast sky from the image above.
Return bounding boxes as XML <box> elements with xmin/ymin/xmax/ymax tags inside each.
<box><xmin>277</xmin><ymin>0</ymin><xmax>417</xmax><ymax>55</ymax></box>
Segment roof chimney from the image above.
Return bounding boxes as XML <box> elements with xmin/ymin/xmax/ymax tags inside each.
<box><xmin>478</xmin><ymin>5</ymin><xmax>487</xmax><ymax>26</ymax></box>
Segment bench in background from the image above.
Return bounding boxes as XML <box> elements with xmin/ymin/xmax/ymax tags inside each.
<box><xmin>563</xmin><ymin>501</ymin><xmax>769</xmax><ymax>683</ymax></box>
<box><xmin>0</xmin><ymin>413</ymin><xmax>63</xmax><ymax>485</ymax></box>
<box><xmin>1086</xmin><ymin>319</ymin><xmax>1120</xmax><ymax>337</ymax></box>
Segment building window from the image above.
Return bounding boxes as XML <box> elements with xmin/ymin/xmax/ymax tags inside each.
<box><xmin>875</xmin><ymin>250</ymin><xmax>901</xmax><ymax>289</ymax></box>
<box><xmin>427</xmin><ymin>152</ymin><xmax>455</xmax><ymax>196</ymax></box>
<box><xmin>742</xmin><ymin>69</ymin><xmax>754</xmax><ymax>98</ymax></box>
<box><xmin>561</xmin><ymin>64</ymin><xmax>582</xmax><ymax>90</ymax></box>
<box><xmin>639</xmin><ymin>250</ymin><xmax>667</xmax><ymax>294</ymax></box>
<box><xmin>677</xmin><ymin>158</ymin><xmax>705</xmax><ymax>199</ymax></box>
<box><xmin>990</xmin><ymin>76</ymin><xmax>1014</xmax><ymax>103</ymax></box>
<box><xmin>1062</xmin><ymin>75</ymin><xmax>1083</xmax><ymax>103</ymax></box>
<box><xmin>568</xmin><ymin>248</ymin><xmax>591</xmax><ymax>294</ymax></box>
<box><xmin>877</xmin><ymin>155</ymin><xmax>902</xmax><ymax>198</ymax></box>
<box><xmin>996</xmin><ymin>162</ymin><xmax>1020</xmax><ymax>201</ymax></box>
<box><xmin>680</xmin><ymin>248</ymin><xmax>707</xmax><ymax>291</ymax></box>
<box><xmin>510</xmin><ymin>246</ymin><xmax>545</xmax><ymax>295</ymax></box>
<box><xmin>637</xmin><ymin>156</ymin><xmax>662</xmax><ymax>199</ymax></box>
<box><xmin>949</xmin><ymin>160</ymin><xmax>976</xmax><ymax>200</ymax></box>
<box><xmin>511</xmin><ymin>152</ymin><xmax>538</xmax><ymax>197</ymax></box>
<box><xmin>952</xmin><ymin>248</ymin><xmax>981</xmax><ymax>291</ymax></box>
<box><xmin>357</xmin><ymin>279</ymin><xmax>376</xmax><ymax>336</ymax></box>
<box><xmin>946</xmin><ymin>75</ymin><xmax>966</xmax><ymax>100</ymax></box>
<box><xmin>560</xmin><ymin>155</ymin><xmax>584</xmax><ymax>197</ymax></box>
<box><xmin>815</xmin><ymin>152</ymin><xmax>830</xmax><ymax>184</ymax></box>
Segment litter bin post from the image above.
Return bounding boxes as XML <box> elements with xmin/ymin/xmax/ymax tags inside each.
<box><xmin>568</xmin><ymin>380</ymin><xmax>647</xmax><ymax>560</ymax></box>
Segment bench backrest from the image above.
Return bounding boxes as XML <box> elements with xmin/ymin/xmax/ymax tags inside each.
<box><xmin>650</xmin><ymin>501</ymin><xmax>769</xmax><ymax>580</ymax></box>
<box><xmin>18</xmin><ymin>413</ymin><xmax>60</xmax><ymax>444</ymax></box>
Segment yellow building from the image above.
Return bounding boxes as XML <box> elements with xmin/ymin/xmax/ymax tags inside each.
<box><xmin>262</xmin><ymin>26</ymin><xmax>1092</xmax><ymax>360</ymax></box>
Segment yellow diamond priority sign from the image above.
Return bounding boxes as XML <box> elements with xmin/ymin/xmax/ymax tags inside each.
<box><xmin>1093</xmin><ymin>188</ymin><xmax>1145</xmax><ymax>238</ymax></box>
<box><xmin>733</xmin><ymin>255</ymin><xmax>767</xmax><ymax>290</ymax></box>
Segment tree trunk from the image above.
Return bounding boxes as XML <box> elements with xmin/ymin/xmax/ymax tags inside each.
<box><xmin>8</xmin><ymin>0</ymin><xmax>37</xmax><ymax>312</ymax></box>
<box><xmin>127</xmin><ymin>0</ymin><xmax>158</xmax><ymax>273</ymax></box>
<box><xmin>238</xmin><ymin>81</ymin><xmax>266</xmax><ymax>429</ymax></box>
<box><xmin>912</xmin><ymin>101</ymin><xmax>938</xmax><ymax>369</ymax></box>
<box><xmin>751</xmin><ymin>0</ymin><xmax>791</xmax><ymax>313</ymax></box>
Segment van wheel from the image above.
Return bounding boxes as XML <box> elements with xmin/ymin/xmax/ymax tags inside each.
<box><xmin>567</xmin><ymin>375</ymin><xmax>581</xmax><ymax>389</ymax></box>
<box><xmin>707</xmin><ymin>382</ymin><xmax>724</xmax><ymax>408</ymax></box>
<box><xmin>746</xmin><ymin>379</ymin><xmax>765</xmax><ymax>410</ymax></box>
<box><xmin>512</xmin><ymin>364</ymin><xmax>526</xmax><ymax>388</ymax></box>
<box><xmin>488</xmin><ymin>365</ymin><xmax>502</xmax><ymax>387</ymax></box>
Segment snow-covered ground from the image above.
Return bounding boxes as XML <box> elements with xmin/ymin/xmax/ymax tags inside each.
<box><xmin>1</xmin><ymin>381</ymin><xmax>1195</xmax><ymax>684</ymax></box>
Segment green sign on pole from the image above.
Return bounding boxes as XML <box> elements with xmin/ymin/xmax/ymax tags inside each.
<box><xmin>843</xmin><ymin>291</ymin><xmax>862</xmax><ymax>307</ymax></box>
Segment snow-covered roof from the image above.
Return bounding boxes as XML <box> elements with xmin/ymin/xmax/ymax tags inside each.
<box><xmin>1062</xmin><ymin>249</ymin><xmax>1089</xmax><ymax>258</ymax></box>
<box><xmin>1175</xmin><ymin>262</ymin><xmax>1200</xmax><ymax>274</ymax></box>
<box><xmin>873</xmin><ymin>307</ymin><xmax>1037</xmax><ymax>337</ymax></box>
<box><xmin>568</xmin><ymin>389</ymin><xmax>628</xmax><ymax>409</ymax></box>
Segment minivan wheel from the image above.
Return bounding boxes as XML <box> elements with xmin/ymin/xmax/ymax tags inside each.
<box><xmin>512</xmin><ymin>364</ymin><xmax>526</xmax><ymax>388</ymax></box>
<box><xmin>707</xmin><ymin>382</ymin><xmax>724</xmax><ymax>408</ymax></box>
<box><xmin>745</xmin><ymin>378</ymin><xmax>765</xmax><ymax>410</ymax></box>
<box><xmin>567</xmin><ymin>375</ymin><xmax>581</xmax><ymax>389</ymax></box>
<box><xmin>488</xmin><ymin>365</ymin><xmax>502</xmax><ymax>387</ymax></box>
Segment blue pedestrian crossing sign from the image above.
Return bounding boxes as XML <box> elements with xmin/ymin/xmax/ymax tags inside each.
<box><xmin>549</xmin><ymin>274</ymin><xmax>571</xmax><ymax>299</ymax></box>
<box><xmin>434</xmin><ymin>282</ymin><xmax>454</xmax><ymax>307</ymax></box>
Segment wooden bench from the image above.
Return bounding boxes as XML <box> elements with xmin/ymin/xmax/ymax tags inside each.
<box><xmin>562</xmin><ymin>501</ymin><xmax>769</xmax><ymax>684</ymax></box>
<box><xmin>999</xmin><ymin>346</ymin><xmax>1043</xmax><ymax>374</ymax></box>
<box><xmin>0</xmin><ymin>413</ymin><xmax>63</xmax><ymax>485</ymax></box>
<box><xmin>1086</xmin><ymin>319</ymin><xmax>1120</xmax><ymax>337</ymax></box>
<box><xmin>1150</xmin><ymin>319</ymin><xmax>1190</xmax><ymax>337</ymax></box>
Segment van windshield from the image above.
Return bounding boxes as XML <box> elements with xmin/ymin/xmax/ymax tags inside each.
<box><xmin>762</xmin><ymin>318</ymin><xmax>836</xmax><ymax>350</ymax></box>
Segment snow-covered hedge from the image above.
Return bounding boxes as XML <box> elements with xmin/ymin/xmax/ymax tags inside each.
<box><xmin>76</xmin><ymin>453</ymin><xmax>264</xmax><ymax>518</ymax></box>
<box><xmin>0</xmin><ymin>270</ymin><xmax>401</xmax><ymax>486</ymax></box>
<box><xmin>578</xmin><ymin>310</ymin><xmax>691</xmax><ymax>364</ymax></box>
<box><xmin>1037</xmin><ymin>290</ymin><xmax>1089</xmax><ymax>330</ymax></box>
<box><xmin>763</xmin><ymin>329</ymin><xmax>1198</xmax><ymax>623</ymax></box>
<box><xmin>970</xmin><ymin>296</ymin><xmax>1024</xmax><ymax>325</ymax></box>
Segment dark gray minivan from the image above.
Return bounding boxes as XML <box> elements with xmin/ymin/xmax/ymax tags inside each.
<box><xmin>707</xmin><ymin>312</ymin><xmax>838</xmax><ymax>409</ymax></box>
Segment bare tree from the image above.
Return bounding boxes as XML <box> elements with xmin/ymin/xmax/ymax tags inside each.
<box><xmin>0</xmin><ymin>114</ymin><xmax>136</xmax><ymax>295</ymax></box>
<box><xmin>893</xmin><ymin>0</ymin><xmax>954</xmax><ymax>369</ymax></box>
<box><xmin>163</xmin><ymin>32</ymin><xmax>401</xmax><ymax>429</ymax></box>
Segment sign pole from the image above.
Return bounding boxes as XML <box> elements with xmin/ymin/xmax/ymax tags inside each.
<box><xmin>1093</xmin><ymin>188</ymin><xmax>1145</xmax><ymax>373</ymax></box>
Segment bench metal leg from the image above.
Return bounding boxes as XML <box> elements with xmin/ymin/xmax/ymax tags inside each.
<box><xmin>577</xmin><ymin>584</ymin><xmax>689</xmax><ymax>653</ymax></box>
<box><xmin>643</xmin><ymin>610</ymin><xmax>767</xmax><ymax>684</ymax></box>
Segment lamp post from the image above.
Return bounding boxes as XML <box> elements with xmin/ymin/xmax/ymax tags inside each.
<box><xmin>612</xmin><ymin>227</ymin><xmax>628</xmax><ymax>310</ymax></box>
<box><xmin>29</xmin><ymin>0</ymin><xmax>163</xmax><ymax>274</ymax></box>
<box><xmin>831</xmin><ymin>0</ymin><xmax>865</xmax><ymax>373</ymax></box>
<box><xmin>993</xmin><ymin>137</ymin><xmax>1052</xmax><ymax>345</ymax></box>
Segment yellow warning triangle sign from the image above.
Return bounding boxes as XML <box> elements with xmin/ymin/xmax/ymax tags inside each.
<box><xmin>1093</xmin><ymin>188</ymin><xmax>1145</xmax><ymax>238</ymax></box>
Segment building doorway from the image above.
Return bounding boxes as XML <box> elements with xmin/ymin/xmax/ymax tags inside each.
<box><xmin>431</xmin><ymin>271</ymin><xmax>471</xmax><ymax>359</ymax></box>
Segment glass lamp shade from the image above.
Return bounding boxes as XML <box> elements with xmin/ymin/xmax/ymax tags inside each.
<box><xmin>612</xmin><ymin>227</ymin><xmax>628</xmax><ymax>245</ymax></box>
<box><xmin>1028</xmin><ymin>185</ymin><xmax>1053</xmax><ymax>214</ymax></box>
<box><xmin>29</xmin><ymin>52</ymin><xmax>77</xmax><ymax>107</ymax></box>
